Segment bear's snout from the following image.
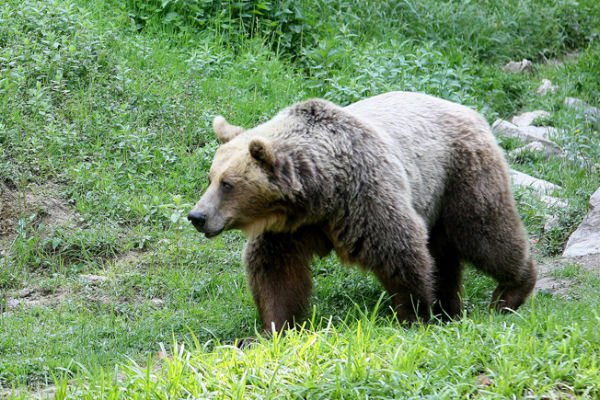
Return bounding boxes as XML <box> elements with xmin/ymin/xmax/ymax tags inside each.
<box><xmin>187</xmin><ymin>210</ymin><xmax>207</xmax><ymax>230</ymax></box>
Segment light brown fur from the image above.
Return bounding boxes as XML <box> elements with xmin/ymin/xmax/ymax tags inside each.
<box><xmin>189</xmin><ymin>92</ymin><xmax>537</xmax><ymax>332</ymax></box>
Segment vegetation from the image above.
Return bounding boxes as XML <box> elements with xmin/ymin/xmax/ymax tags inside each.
<box><xmin>0</xmin><ymin>0</ymin><xmax>599</xmax><ymax>398</ymax></box>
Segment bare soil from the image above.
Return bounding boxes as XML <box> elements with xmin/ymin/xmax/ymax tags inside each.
<box><xmin>0</xmin><ymin>182</ymin><xmax>78</xmax><ymax>252</ymax></box>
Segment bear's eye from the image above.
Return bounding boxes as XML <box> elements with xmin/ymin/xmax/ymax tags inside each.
<box><xmin>220</xmin><ymin>180</ymin><xmax>233</xmax><ymax>192</ymax></box>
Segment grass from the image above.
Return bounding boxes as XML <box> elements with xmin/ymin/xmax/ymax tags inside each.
<box><xmin>1</xmin><ymin>0</ymin><xmax>599</xmax><ymax>398</ymax></box>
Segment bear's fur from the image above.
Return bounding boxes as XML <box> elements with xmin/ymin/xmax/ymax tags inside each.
<box><xmin>188</xmin><ymin>92</ymin><xmax>537</xmax><ymax>332</ymax></box>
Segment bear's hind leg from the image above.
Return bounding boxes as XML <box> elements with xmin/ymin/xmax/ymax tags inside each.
<box><xmin>443</xmin><ymin>158</ymin><xmax>537</xmax><ymax>312</ymax></box>
<box><xmin>244</xmin><ymin>226</ymin><xmax>332</xmax><ymax>333</ymax></box>
<box><xmin>489</xmin><ymin>257</ymin><xmax>537</xmax><ymax>312</ymax></box>
<box><xmin>447</xmin><ymin>208</ymin><xmax>537</xmax><ymax>312</ymax></box>
<box><xmin>428</xmin><ymin>221</ymin><xmax>463</xmax><ymax>320</ymax></box>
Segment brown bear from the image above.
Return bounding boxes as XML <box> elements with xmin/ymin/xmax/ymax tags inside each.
<box><xmin>188</xmin><ymin>92</ymin><xmax>537</xmax><ymax>332</ymax></box>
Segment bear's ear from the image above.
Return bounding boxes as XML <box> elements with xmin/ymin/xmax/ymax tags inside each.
<box><xmin>249</xmin><ymin>138</ymin><xmax>275</xmax><ymax>169</ymax></box>
<box><xmin>213</xmin><ymin>116</ymin><xmax>245</xmax><ymax>144</ymax></box>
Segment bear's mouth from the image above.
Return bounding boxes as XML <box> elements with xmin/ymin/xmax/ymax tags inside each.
<box><xmin>204</xmin><ymin>228</ymin><xmax>224</xmax><ymax>239</ymax></box>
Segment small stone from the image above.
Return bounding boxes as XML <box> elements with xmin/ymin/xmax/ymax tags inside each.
<box><xmin>80</xmin><ymin>274</ymin><xmax>108</xmax><ymax>284</ymax></box>
<box><xmin>536</xmin><ymin>79</ymin><xmax>557</xmax><ymax>96</ymax></box>
<box><xmin>503</xmin><ymin>59</ymin><xmax>533</xmax><ymax>73</ymax></box>
<box><xmin>150</xmin><ymin>298</ymin><xmax>165</xmax><ymax>307</ymax></box>
<box><xmin>511</xmin><ymin>110</ymin><xmax>551</xmax><ymax>127</ymax></box>
<box><xmin>17</xmin><ymin>288</ymin><xmax>35</xmax><ymax>298</ymax></box>
<box><xmin>543</xmin><ymin>214</ymin><xmax>560</xmax><ymax>232</ymax></box>
<box><xmin>7</xmin><ymin>298</ymin><xmax>20</xmax><ymax>309</ymax></box>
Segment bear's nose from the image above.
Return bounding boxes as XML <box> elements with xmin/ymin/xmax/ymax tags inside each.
<box><xmin>187</xmin><ymin>211</ymin><xmax>207</xmax><ymax>228</ymax></box>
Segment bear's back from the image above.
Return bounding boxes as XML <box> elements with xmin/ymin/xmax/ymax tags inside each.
<box><xmin>344</xmin><ymin>92</ymin><xmax>494</xmax><ymax>227</ymax></box>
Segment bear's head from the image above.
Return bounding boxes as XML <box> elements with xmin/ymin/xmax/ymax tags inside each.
<box><xmin>188</xmin><ymin>115</ymin><xmax>301</xmax><ymax>238</ymax></box>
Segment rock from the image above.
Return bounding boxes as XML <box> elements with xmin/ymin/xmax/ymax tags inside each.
<box><xmin>150</xmin><ymin>298</ymin><xmax>165</xmax><ymax>307</ymax></box>
<box><xmin>503</xmin><ymin>59</ymin><xmax>533</xmax><ymax>73</ymax></box>
<box><xmin>7</xmin><ymin>298</ymin><xmax>20</xmax><ymax>309</ymax></box>
<box><xmin>536</xmin><ymin>79</ymin><xmax>557</xmax><ymax>96</ymax></box>
<box><xmin>510</xmin><ymin>169</ymin><xmax>561</xmax><ymax>195</ymax></box>
<box><xmin>563</xmin><ymin>187</ymin><xmax>600</xmax><ymax>258</ymax></box>
<box><xmin>492</xmin><ymin>119</ymin><xmax>558</xmax><ymax>141</ymax></box>
<box><xmin>517</xmin><ymin>124</ymin><xmax>557</xmax><ymax>140</ymax></box>
<box><xmin>80</xmin><ymin>274</ymin><xmax>108</xmax><ymax>284</ymax></box>
<box><xmin>493</xmin><ymin>120</ymin><xmax>561</xmax><ymax>153</ymax></box>
<box><xmin>540</xmin><ymin>195</ymin><xmax>568</xmax><ymax>209</ymax></box>
<box><xmin>510</xmin><ymin>141</ymin><xmax>545</xmax><ymax>154</ymax></box>
<box><xmin>17</xmin><ymin>288</ymin><xmax>35</xmax><ymax>298</ymax></box>
<box><xmin>564</xmin><ymin>97</ymin><xmax>600</xmax><ymax>119</ymax></box>
<box><xmin>510</xmin><ymin>110</ymin><xmax>551</xmax><ymax>127</ymax></box>
<box><xmin>509</xmin><ymin>170</ymin><xmax>565</xmax><ymax>232</ymax></box>
<box><xmin>510</xmin><ymin>141</ymin><xmax>562</xmax><ymax>159</ymax></box>
<box><xmin>543</xmin><ymin>214</ymin><xmax>560</xmax><ymax>232</ymax></box>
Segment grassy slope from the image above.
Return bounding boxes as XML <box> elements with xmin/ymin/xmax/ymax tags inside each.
<box><xmin>0</xmin><ymin>0</ymin><xmax>599</xmax><ymax>398</ymax></box>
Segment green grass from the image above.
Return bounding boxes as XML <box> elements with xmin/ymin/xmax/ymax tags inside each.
<box><xmin>4</xmin><ymin>270</ymin><xmax>600</xmax><ymax>398</ymax></box>
<box><xmin>1</xmin><ymin>0</ymin><xmax>599</xmax><ymax>398</ymax></box>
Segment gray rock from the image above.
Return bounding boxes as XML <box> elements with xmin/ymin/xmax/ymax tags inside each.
<box><xmin>503</xmin><ymin>59</ymin><xmax>533</xmax><ymax>73</ymax></box>
<box><xmin>7</xmin><ymin>298</ymin><xmax>20</xmax><ymax>309</ymax></box>
<box><xmin>536</xmin><ymin>79</ymin><xmax>557</xmax><ymax>96</ymax></box>
<box><xmin>510</xmin><ymin>141</ymin><xmax>562</xmax><ymax>159</ymax></box>
<box><xmin>509</xmin><ymin>170</ymin><xmax>564</xmax><ymax>231</ymax></box>
<box><xmin>563</xmin><ymin>187</ymin><xmax>600</xmax><ymax>258</ymax></box>
<box><xmin>540</xmin><ymin>195</ymin><xmax>568</xmax><ymax>209</ymax></box>
<box><xmin>151</xmin><ymin>298</ymin><xmax>165</xmax><ymax>307</ymax></box>
<box><xmin>543</xmin><ymin>214</ymin><xmax>560</xmax><ymax>232</ymax></box>
<box><xmin>80</xmin><ymin>274</ymin><xmax>108</xmax><ymax>284</ymax></box>
<box><xmin>493</xmin><ymin>119</ymin><xmax>561</xmax><ymax>152</ymax></box>
<box><xmin>522</xmin><ymin>125</ymin><xmax>557</xmax><ymax>140</ymax></box>
<box><xmin>17</xmin><ymin>288</ymin><xmax>34</xmax><ymax>298</ymax></box>
<box><xmin>511</xmin><ymin>110</ymin><xmax>551</xmax><ymax>127</ymax></box>
<box><xmin>519</xmin><ymin>124</ymin><xmax>555</xmax><ymax>140</ymax></box>
<box><xmin>510</xmin><ymin>169</ymin><xmax>561</xmax><ymax>195</ymax></box>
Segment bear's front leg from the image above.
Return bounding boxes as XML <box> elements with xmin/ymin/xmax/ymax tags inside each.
<box><xmin>244</xmin><ymin>227</ymin><xmax>331</xmax><ymax>333</ymax></box>
<box><xmin>353</xmin><ymin>208</ymin><xmax>434</xmax><ymax>323</ymax></box>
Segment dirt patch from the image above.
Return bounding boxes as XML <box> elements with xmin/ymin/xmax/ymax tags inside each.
<box><xmin>533</xmin><ymin>246</ymin><xmax>600</xmax><ymax>298</ymax></box>
<box><xmin>563</xmin><ymin>254</ymin><xmax>600</xmax><ymax>274</ymax></box>
<box><xmin>0</xmin><ymin>182</ymin><xmax>78</xmax><ymax>252</ymax></box>
<box><xmin>3</xmin><ymin>287</ymin><xmax>69</xmax><ymax>313</ymax></box>
<box><xmin>535</xmin><ymin>259</ymin><xmax>575</xmax><ymax>296</ymax></box>
<box><xmin>535</xmin><ymin>275</ymin><xmax>572</xmax><ymax>296</ymax></box>
<box><xmin>0</xmin><ymin>385</ymin><xmax>56</xmax><ymax>399</ymax></box>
